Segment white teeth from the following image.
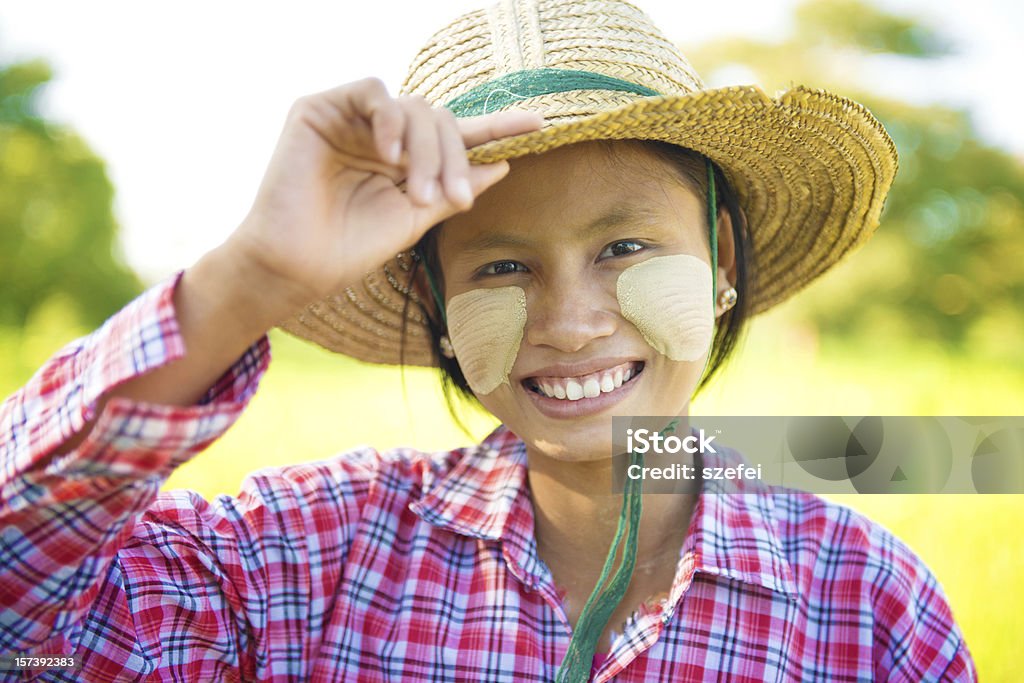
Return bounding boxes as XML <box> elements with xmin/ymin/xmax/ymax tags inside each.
<box><xmin>531</xmin><ymin>362</ymin><xmax>641</xmax><ymax>400</ymax></box>
<box><xmin>566</xmin><ymin>380</ymin><xmax>584</xmax><ymax>401</ymax></box>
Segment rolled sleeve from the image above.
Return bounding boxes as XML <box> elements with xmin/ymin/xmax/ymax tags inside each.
<box><xmin>0</xmin><ymin>272</ymin><xmax>270</xmax><ymax>657</ymax></box>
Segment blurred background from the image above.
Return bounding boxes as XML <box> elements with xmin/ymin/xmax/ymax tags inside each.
<box><xmin>1</xmin><ymin>0</ymin><xmax>1021</xmax><ymax>678</ymax></box>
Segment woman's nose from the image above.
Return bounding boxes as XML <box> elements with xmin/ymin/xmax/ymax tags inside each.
<box><xmin>525</xmin><ymin>275</ymin><xmax>617</xmax><ymax>353</ymax></box>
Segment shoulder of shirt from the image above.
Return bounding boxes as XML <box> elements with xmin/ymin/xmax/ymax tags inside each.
<box><xmin>147</xmin><ymin>441</ymin><xmax>485</xmax><ymax>542</ymax></box>
<box><xmin>709</xmin><ymin>441</ymin><xmax>939</xmax><ymax>594</ymax></box>
<box><xmin>772</xmin><ymin>490</ymin><xmax>969</xmax><ymax>673</ymax></box>
<box><xmin>771</xmin><ymin>491</ymin><xmax>930</xmax><ymax>583</ymax></box>
<box><xmin>767</xmin><ymin>486</ymin><xmax>960</xmax><ymax>638</ymax></box>
<box><xmin>218</xmin><ymin>440</ymin><xmax>481</xmax><ymax>504</ymax></box>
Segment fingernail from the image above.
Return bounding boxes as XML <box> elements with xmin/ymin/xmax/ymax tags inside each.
<box><xmin>454</xmin><ymin>178</ymin><xmax>473</xmax><ymax>206</ymax></box>
<box><xmin>487</xmin><ymin>160</ymin><xmax>510</xmax><ymax>179</ymax></box>
<box><xmin>388</xmin><ymin>140</ymin><xmax>402</xmax><ymax>164</ymax></box>
<box><xmin>420</xmin><ymin>180</ymin><xmax>436</xmax><ymax>203</ymax></box>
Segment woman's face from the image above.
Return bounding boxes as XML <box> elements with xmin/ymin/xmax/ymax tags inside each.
<box><xmin>438</xmin><ymin>141</ymin><xmax>732</xmax><ymax>462</ymax></box>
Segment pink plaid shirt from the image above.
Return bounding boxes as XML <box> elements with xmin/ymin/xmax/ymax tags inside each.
<box><xmin>1</xmin><ymin>276</ymin><xmax>976</xmax><ymax>681</ymax></box>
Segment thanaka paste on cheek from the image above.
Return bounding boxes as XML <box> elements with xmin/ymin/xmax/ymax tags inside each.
<box><xmin>446</xmin><ymin>286</ymin><xmax>527</xmax><ymax>395</ymax></box>
<box><xmin>616</xmin><ymin>254</ymin><xmax>714</xmax><ymax>361</ymax></box>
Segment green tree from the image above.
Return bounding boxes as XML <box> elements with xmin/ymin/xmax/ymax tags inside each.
<box><xmin>689</xmin><ymin>0</ymin><xmax>1024</xmax><ymax>360</ymax></box>
<box><xmin>0</xmin><ymin>58</ymin><xmax>141</xmax><ymax>329</ymax></box>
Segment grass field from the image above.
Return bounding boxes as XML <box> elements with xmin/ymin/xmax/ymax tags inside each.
<box><xmin>2</xmin><ymin>307</ymin><xmax>1021</xmax><ymax>680</ymax></box>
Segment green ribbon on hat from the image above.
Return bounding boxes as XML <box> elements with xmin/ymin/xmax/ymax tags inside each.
<box><xmin>445</xmin><ymin>68</ymin><xmax>661</xmax><ymax>116</ymax></box>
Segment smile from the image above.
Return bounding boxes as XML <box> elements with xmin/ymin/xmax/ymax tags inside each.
<box><xmin>524</xmin><ymin>361</ymin><xmax>645</xmax><ymax>401</ymax></box>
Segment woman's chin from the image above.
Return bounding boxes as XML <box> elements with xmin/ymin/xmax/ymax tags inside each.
<box><xmin>522</xmin><ymin>432</ymin><xmax>617</xmax><ymax>464</ymax></box>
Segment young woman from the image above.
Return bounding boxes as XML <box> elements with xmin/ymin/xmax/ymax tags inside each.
<box><xmin>0</xmin><ymin>0</ymin><xmax>974</xmax><ymax>680</ymax></box>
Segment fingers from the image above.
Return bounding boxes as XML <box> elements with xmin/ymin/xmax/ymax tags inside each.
<box><xmin>436</xmin><ymin>108</ymin><xmax>474</xmax><ymax>210</ymax></box>
<box><xmin>345</xmin><ymin>78</ymin><xmax>406</xmax><ymax>165</ymax></box>
<box><xmin>401</xmin><ymin>98</ymin><xmax>516</xmax><ymax>209</ymax></box>
<box><xmin>412</xmin><ymin>161</ymin><xmax>511</xmax><ymax>228</ymax></box>
<box><xmin>402</xmin><ymin>96</ymin><xmax>443</xmax><ymax>205</ymax></box>
<box><xmin>405</xmin><ymin>106</ymin><xmax>542</xmax><ymax>209</ymax></box>
<box><xmin>312</xmin><ymin>77</ymin><xmax>401</xmax><ymax>161</ymax></box>
<box><xmin>459</xmin><ymin>110</ymin><xmax>545</xmax><ymax>148</ymax></box>
<box><xmin>364</xmin><ymin>91</ymin><xmax>471</xmax><ymax>208</ymax></box>
<box><xmin>306</xmin><ymin>79</ymin><xmax>543</xmax><ymax>209</ymax></box>
<box><xmin>368</xmin><ymin>98</ymin><xmax>404</xmax><ymax>165</ymax></box>
<box><xmin>466</xmin><ymin>161</ymin><xmax>511</xmax><ymax>202</ymax></box>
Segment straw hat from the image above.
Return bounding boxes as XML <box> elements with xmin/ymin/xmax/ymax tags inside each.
<box><xmin>279</xmin><ymin>0</ymin><xmax>898</xmax><ymax>366</ymax></box>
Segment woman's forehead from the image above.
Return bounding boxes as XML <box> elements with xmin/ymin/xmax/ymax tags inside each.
<box><xmin>442</xmin><ymin>141</ymin><xmax>706</xmax><ymax>251</ymax></box>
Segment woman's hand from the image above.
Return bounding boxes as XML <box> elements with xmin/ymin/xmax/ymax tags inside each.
<box><xmin>225</xmin><ymin>78</ymin><xmax>543</xmax><ymax>322</ymax></box>
<box><xmin>77</xmin><ymin>79</ymin><xmax>542</xmax><ymax>416</ymax></box>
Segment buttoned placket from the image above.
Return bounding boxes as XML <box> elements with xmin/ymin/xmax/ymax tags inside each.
<box><xmin>496</xmin><ymin>462</ymin><xmax>708</xmax><ymax>682</ymax></box>
<box><xmin>410</xmin><ymin>426</ymin><xmax>802</xmax><ymax>681</ymax></box>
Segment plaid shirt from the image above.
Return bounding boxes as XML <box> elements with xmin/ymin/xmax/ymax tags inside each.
<box><xmin>1</xmin><ymin>276</ymin><xmax>975</xmax><ymax>682</ymax></box>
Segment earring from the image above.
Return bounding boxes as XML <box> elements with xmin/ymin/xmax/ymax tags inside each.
<box><xmin>717</xmin><ymin>287</ymin><xmax>738</xmax><ymax>311</ymax></box>
<box><xmin>439</xmin><ymin>334</ymin><xmax>455</xmax><ymax>359</ymax></box>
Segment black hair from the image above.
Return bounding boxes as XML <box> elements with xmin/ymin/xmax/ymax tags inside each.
<box><xmin>398</xmin><ymin>142</ymin><xmax>754</xmax><ymax>422</ymax></box>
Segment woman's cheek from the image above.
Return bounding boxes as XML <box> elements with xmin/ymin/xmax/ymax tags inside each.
<box><xmin>616</xmin><ymin>254</ymin><xmax>714</xmax><ymax>361</ymax></box>
<box><xmin>446</xmin><ymin>286</ymin><xmax>527</xmax><ymax>394</ymax></box>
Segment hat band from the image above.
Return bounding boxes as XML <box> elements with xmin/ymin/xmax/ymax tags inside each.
<box><xmin>444</xmin><ymin>68</ymin><xmax>662</xmax><ymax>117</ymax></box>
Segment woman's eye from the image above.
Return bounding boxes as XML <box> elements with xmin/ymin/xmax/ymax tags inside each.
<box><xmin>480</xmin><ymin>260</ymin><xmax>527</xmax><ymax>276</ymax></box>
<box><xmin>601</xmin><ymin>240</ymin><xmax>645</xmax><ymax>258</ymax></box>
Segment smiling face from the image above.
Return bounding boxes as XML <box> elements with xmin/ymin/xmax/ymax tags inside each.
<box><xmin>436</xmin><ymin>141</ymin><xmax>734</xmax><ymax>462</ymax></box>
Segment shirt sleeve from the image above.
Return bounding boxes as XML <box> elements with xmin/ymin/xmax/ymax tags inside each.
<box><xmin>870</xmin><ymin>532</ymin><xmax>978</xmax><ymax>682</ymax></box>
<box><xmin>0</xmin><ymin>272</ymin><xmax>270</xmax><ymax>668</ymax></box>
<box><xmin>94</xmin><ymin>447</ymin><xmax>383</xmax><ymax>679</ymax></box>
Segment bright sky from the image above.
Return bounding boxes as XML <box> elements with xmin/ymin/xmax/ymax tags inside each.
<box><xmin>1</xmin><ymin>0</ymin><xmax>1021</xmax><ymax>280</ymax></box>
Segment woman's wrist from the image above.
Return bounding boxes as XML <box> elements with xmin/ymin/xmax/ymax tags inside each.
<box><xmin>194</xmin><ymin>237</ymin><xmax>315</xmax><ymax>341</ymax></box>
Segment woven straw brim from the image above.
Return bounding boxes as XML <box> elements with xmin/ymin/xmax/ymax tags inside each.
<box><xmin>278</xmin><ymin>84</ymin><xmax>897</xmax><ymax>367</ymax></box>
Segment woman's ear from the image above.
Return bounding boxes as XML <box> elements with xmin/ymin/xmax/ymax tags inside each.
<box><xmin>714</xmin><ymin>205</ymin><xmax>739</xmax><ymax>318</ymax></box>
<box><xmin>715</xmin><ymin>205</ymin><xmax>738</xmax><ymax>291</ymax></box>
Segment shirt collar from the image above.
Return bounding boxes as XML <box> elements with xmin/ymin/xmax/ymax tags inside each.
<box><xmin>409</xmin><ymin>425</ymin><xmax>528</xmax><ymax>542</ymax></box>
<box><xmin>409</xmin><ymin>425</ymin><xmax>799</xmax><ymax>600</ymax></box>
<box><xmin>683</xmin><ymin>478</ymin><xmax>800</xmax><ymax>600</ymax></box>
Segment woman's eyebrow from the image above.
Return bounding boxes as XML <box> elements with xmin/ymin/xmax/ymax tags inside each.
<box><xmin>458</xmin><ymin>206</ymin><xmax>665</xmax><ymax>254</ymax></box>
<box><xmin>583</xmin><ymin>205</ymin><xmax>663</xmax><ymax>238</ymax></box>
<box><xmin>459</xmin><ymin>232</ymin><xmax>534</xmax><ymax>254</ymax></box>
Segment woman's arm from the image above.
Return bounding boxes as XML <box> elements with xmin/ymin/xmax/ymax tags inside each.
<box><xmin>0</xmin><ymin>79</ymin><xmax>541</xmax><ymax>672</ymax></box>
<box><xmin>66</xmin><ymin>79</ymin><xmax>542</xmax><ymax>447</ymax></box>
<box><xmin>0</xmin><ymin>273</ymin><xmax>270</xmax><ymax>669</ymax></box>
